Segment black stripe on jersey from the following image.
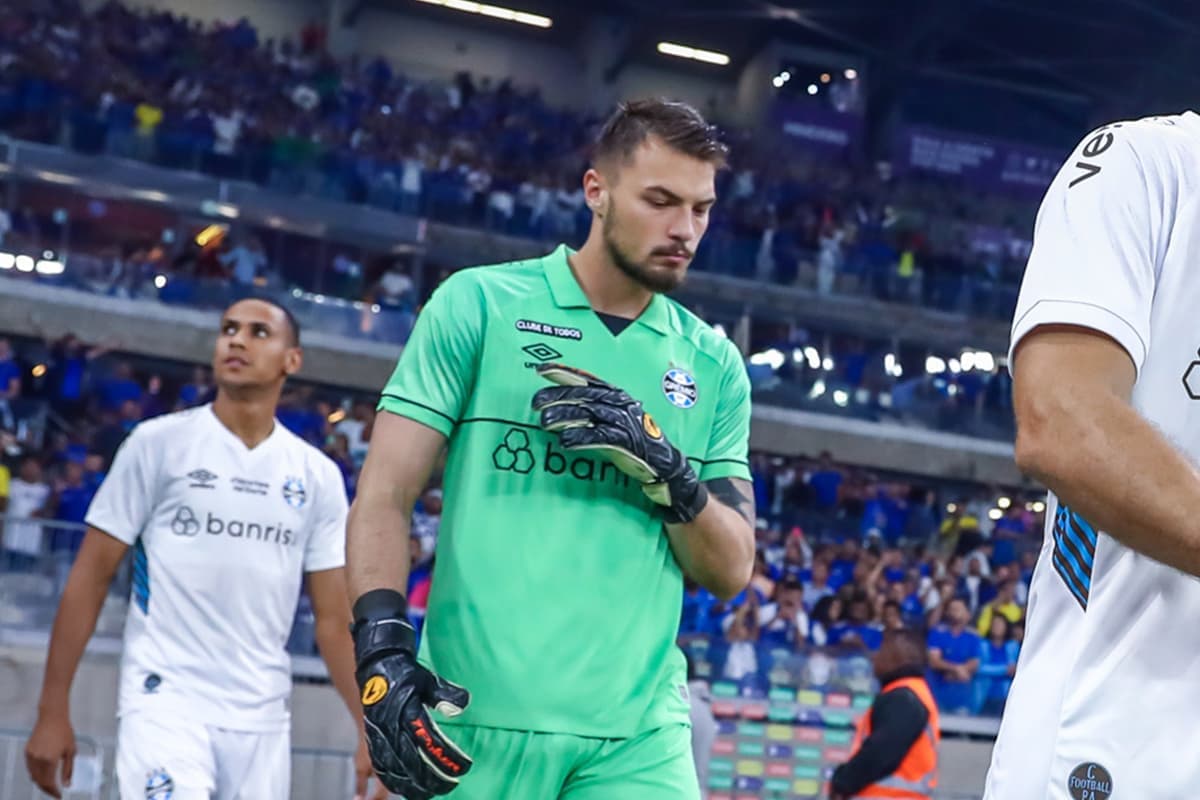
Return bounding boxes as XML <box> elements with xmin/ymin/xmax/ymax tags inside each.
<box><xmin>1066</xmin><ymin>515</ymin><xmax>1097</xmax><ymax>561</ymax></box>
<box><xmin>380</xmin><ymin>394</ymin><xmax>456</xmax><ymax>425</ymax></box>
<box><xmin>1051</xmin><ymin>547</ymin><xmax>1088</xmax><ymax>611</ymax></box>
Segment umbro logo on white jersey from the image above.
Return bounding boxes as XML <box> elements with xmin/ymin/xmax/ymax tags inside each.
<box><xmin>187</xmin><ymin>468</ymin><xmax>218</xmax><ymax>488</ymax></box>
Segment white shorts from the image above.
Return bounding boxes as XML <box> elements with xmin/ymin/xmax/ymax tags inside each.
<box><xmin>116</xmin><ymin>711</ymin><xmax>290</xmax><ymax>800</ymax></box>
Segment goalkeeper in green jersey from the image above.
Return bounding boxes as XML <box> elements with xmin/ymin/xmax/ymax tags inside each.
<box><xmin>345</xmin><ymin>98</ymin><xmax>756</xmax><ymax>800</ymax></box>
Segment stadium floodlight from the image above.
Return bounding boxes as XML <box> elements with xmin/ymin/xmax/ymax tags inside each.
<box><xmin>656</xmin><ymin>41</ymin><xmax>731</xmax><ymax>66</ymax></box>
<box><xmin>0</xmin><ymin>252</ymin><xmax>12</xmax><ymax>269</ymax></box>
<box><xmin>805</xmin><ymin>346</ymin><xmax>821</xmax><ymax>369</ymax></box>
<box><xmin>998</xmin><ymin>496</ymin><xmax>1011</xmax><ymax>509</ymax></box>
<box><xmin>988</xmin><ymin>508</ymin><xmax>1003</xmax><ymax>521</ymax></box>
<box><xmin>975</xmin><ymin>351</ymin><xmax>996</xmax><ymax>372</ymax></box>
<box><xmin>844</xmin><ymin>68</ymin><xmax>858</xmax><ymax>80</ymax></box>
<box><xmin>35</xmin><ymin>259</ymin><xmax>64</xmax><ymax>275</ymax></box>
<box><xmin>749</xmin><ymin>349</ymin><xmax>785</xmax><ymax>369</ymax></box>
<box><xmin>712</xmin><ymin>323</ymin><xmax>727</xmax><ymax>338</ymax></box>
<box><xmin>15</xmin><ymin>255</ymin><xmax>34</xmax><ymax>272</ymax></box>
<box><xmin>809</xmin><ymin>379</ymin><xmax>827</xmax><ymax>399</ymax></box>
<box><xmin>154</xmin><ymin>274</ymin><xmax>167</xmax><ymax>289</ymax></box>
<box><xmin>925</xmin><ymin>356</ymin><xmax>946</xmax><ymax>374</ymax></box>
<box><xmin>1033</xmin><ymin>501</ymin><xmax>1046</xmax><ymax>513</ymax></box>
<box><xmin>822</xmin><ymin>357</ymin><xmax>834</xmax><ymax>371</ymax></box>
<box><xmin>820</xmin><ymin>72</ymin><xmax>831</xmax><ymax>84</ymax></box>
<box><xmin>961</xmin><ymin>352</ymin><xmax>976</xmax><ymax>371</ymax></box>
<box><xmin>832</xmin><ymin>390</ymin><xmax>849</xmax><ymax>407</ymax></box>
<box><xmin>31</xmin><ymin>363</ymin><xmax>46</xmax><ymax>378</ymax></box>
<box><xmin>946</xmin><ymin>503</ymin><xmax>958</xmax><ymax>514</ymax></box>
<box><xmin>807</xmin><ymin>84</ymin><xmax>818</xmax><ymax>95</ymax></box>
<box><xmin>414</xmin><ymin>0</ymin><xmax>552</xmax><ymax>28</ymax></box>
<box><xmin>948</xmin><ymin>358</ymin><xmax>961</xmax><ymax>374</ymax></box>
<box><xmin>772</xmin><ymin>76</ymin><xmax>785</xmax><ymax>88</ymax></box>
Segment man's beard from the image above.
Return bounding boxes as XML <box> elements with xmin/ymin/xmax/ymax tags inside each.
<box><xmin>602</xmin><ymin>206</ymin><xmax>688</xmax><ymax>294</ymax></box>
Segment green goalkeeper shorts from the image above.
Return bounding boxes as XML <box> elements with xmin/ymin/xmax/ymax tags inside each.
<box><xmin>441</xmin><ymin>722</ymin><xmax>700</xmax><ymax>800</ymax></box>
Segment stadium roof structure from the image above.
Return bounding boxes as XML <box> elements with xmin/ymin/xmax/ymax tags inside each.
<box><xmin>596</xmin><ymin>0</ymin><xmax>1200</xmax><ymax>111</ymax></box>
<box><xmin>361</xmin><ymin>0</ymin><xmax>1199</xmax><ymax>143</ymax></box>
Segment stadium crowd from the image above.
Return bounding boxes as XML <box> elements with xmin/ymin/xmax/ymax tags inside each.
<box><xmin>0</xmin><ymin>0</ymin><xmax>1032</xmax><ymax>317</ymax></box>
<box><xmin>0</xmin><ymin>329</ymin><xmax>1041</xmax><ymax>717</ymax></box>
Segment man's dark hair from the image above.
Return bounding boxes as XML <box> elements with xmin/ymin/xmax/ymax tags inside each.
<box><xmin>593</xmin><ymin>98</ymin><xmax>728</xmax><ymax>170</ymax></box>
<box><xmin>228</xmin><ymin>296</ymin><xmax>302</xmax><ymax>346</ymax></box>
<box><xmin>882</xmin><ymin>627</ymin><xmax>928</xmax><ymax>669</ymax></box>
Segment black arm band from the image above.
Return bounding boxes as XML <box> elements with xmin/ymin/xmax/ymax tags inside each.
<box><xmin>352</xmin><ymin>588</ymin><xmax>409</xmax><ymax>623</ymax></box>
<box><xmin>350</xmin><ymin>589</ymin><xmax>415</xmax><ymax>664</ymax></box>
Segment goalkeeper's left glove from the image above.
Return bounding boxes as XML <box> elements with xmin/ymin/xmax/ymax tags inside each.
<box><xmin>530</xmin><ymin>362</ymin><xmax>709</xmax><ymax>523</ymax></box>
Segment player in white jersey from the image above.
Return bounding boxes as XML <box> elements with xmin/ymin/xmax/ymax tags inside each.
<box><xmin>24</xmin><ymin>298</ymin><xmax>384</xmax><ymax>800</ymax></box>
<box><xmin>985</xmin><ymin>110</ymin><xmax>1200</xmax><ymax>798</ymax></box>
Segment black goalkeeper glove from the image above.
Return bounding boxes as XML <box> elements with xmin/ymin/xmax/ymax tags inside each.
<box><xmin>531</xmin><ymin>362</ymin><xmax>709</xmax><ymax>523</ymax></box>
<box><xmin>351</xmin><ymin>590</ymin><xmax>472</xmax><ymax>800</ymax></box>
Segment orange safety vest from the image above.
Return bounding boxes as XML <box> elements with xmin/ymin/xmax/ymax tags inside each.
<box><xmin>848</xmin><ymin>676</ymin><xmax>940</xmax><ymax>799</ymax></box>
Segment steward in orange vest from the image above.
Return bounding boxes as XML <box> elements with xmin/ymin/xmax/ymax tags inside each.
<box><xmin>830</xmin><ymin>628</ymin><xmax>939</xmax><ymax>800</ymax></box>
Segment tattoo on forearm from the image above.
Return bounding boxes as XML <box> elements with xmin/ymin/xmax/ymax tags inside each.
<box><xmin>706</xmin><ymin>478</ymin><xmax>755</xmax><ymax>525</ymax></box>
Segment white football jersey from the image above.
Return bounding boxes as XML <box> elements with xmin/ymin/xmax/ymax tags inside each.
<box><xmin>986</xmin><ymin>111</ymin><xmax>1200</xmax><ymax>798</ymax></box>
<box><xmin>86</xmin><ymin>404</ymin><xmax>347</xmax><ymax>732</ymax></box>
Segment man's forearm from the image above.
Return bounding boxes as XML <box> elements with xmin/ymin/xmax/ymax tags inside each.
<box><xmin>345</xmin><ymin>496</ymin><xmax>414</xmax><ymax>605</ymax></box>
<box><xmin>314</xmin><ymin>616</ymin><xmax>364</xmax><ymax>726</ymax></box>
<box><xmin>1018</xmin><ymin>389</ymin><xmax>1200</xmax><ymax>576</ymax></box>
<box><xmin>38</xmin><ymin>570</ymin><xmax>108</xmax><ymax>716</ymax></box>
<box><xmin>666</xmin><ymin>479</ymin><xmax>754</xmax><ymax>601</ymax></box>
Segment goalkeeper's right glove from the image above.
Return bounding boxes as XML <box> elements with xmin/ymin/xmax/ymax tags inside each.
<box><xmin>351</xmin><ymin>589</ymin><xmax>473</xmax><ymax>799</ymax></box>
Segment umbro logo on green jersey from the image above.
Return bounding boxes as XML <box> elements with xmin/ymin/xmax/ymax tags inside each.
<box><xmin>522</xmin><ymin>343</ymin><xmax>562</xmax><ymax>362</ymax></box>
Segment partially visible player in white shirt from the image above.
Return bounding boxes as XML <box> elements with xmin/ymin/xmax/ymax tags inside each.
<box><xmin>986</xmin><ymin>111</ymin><xmax>1200</xmax><ymax>798</ymax></box>
<box><xmin>24</xmin><ymin>298</ymin><xmax>386</xmax><ymax>800</ymax></box>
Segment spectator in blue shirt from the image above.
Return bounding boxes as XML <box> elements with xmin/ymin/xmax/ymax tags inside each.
<box><xmin>927</xmin><ymin>597</ymin><xmax>982</xmax><ymax>713</ymax></box>
<box><xmin>991</xmin><ymin>505</ymin><xmax>1028</xmax><ymax>567</ymax></box>
<box><xmin>807</xmin><ymin>450</ymin><xmax>843</xmax><ymax>511</ymax></box>
<box><xmin>178</xmin><ymin>366</ymin><xmax>213</xmax><ymax>408</ymax></box>
<box><xmin>802</xmin><ymin>559</ymin><xmax>835</xmax><ymax>610</ymax></box>
<box><xmin>681</xmin><ymin>580</ymin><xmax>720</xmax><ymax>638</ymax></box>
<box><xmin>977</xmin><ymin>615</ymin><xmax>1020</xmax><ymax>716</ymax></box>
<box><xmin>98</xmin><ymin>361</ymin><xmax>143</xmax><ymax>411</ymax></box>
<box><xmin>830</xmin><ymin>540</ymin><xmax>859</xmax><ymax>589</ymax></box>
<box><xmin>49</xmin><ymin>461</ymin><xmax>97</xmax><ymax>555</ymax></box>
<box><xmin>0</xmin><ymin>337</ymin><xmax>22</xmax><ymax>399</ymax></box>
<box><xmin>828</xmin><ymin>593</ymin><xmax>884</xmax><ymax>652</ymax></box>
<box><xmin>758</xmin><ymin>580</ymin><xmax>809</xmax><ymax>649</ymax></box>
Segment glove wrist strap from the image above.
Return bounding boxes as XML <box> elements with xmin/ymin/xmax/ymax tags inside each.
<box><xmin>351</xmin><ymin>589</ymin><xmax>415</xmax><ymax>665</ymax></box>
<box><xmin>662</xmin><ymin>477</ymin><xmax>709</xmax><ymax>525</ymax></box>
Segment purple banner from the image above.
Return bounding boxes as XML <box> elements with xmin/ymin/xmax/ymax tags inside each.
<box><xmin>772</xmin><ymin>102</ymin><xmax>862</xmax><ymax>154</ymax></box>
<box><xmin>893</xmin><ymin>124</ymin><xmax>1066</xmax><ymax>196</ymax></box>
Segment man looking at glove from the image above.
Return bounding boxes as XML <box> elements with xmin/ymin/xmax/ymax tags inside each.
<box><xmin>346</xmin><ymin>98</ymin><xmax>755</xmax><ymax>800</ymax></box>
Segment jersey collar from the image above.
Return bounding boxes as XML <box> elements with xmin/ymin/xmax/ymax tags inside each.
<box><xmin>543</xmin><ymin>244</ymin><xmax>671</xmax><ymax>336</ymax></box>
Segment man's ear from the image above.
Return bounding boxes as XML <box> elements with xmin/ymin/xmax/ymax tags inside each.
<box><xmin>284</xmin><ymin>348</ymin><xmax>303</xmax><ymax>377</ymax></box>
<box><xmin>583</xmin><ymin>167</ymin><xmax>608</xmax><ymax>217</ymax></box>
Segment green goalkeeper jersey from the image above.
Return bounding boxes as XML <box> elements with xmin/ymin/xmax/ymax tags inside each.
<box><xmin>378</xmin><ymin>245</ymin><xmax>752</xmax><ymax>737</ymax></box>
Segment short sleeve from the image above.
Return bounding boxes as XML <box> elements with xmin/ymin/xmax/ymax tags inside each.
<box><xmin>699</xmin><ymin>340</ymin><xmax>752</xmax><ymax>482</ymax></box>
<box><xmin>1009</xmin><ymin>124</ymin><xmax>1170</xmax><ymax>375</ymax></box>
<box><xmin>85</xmin><ymin>425</ymin><xmax>159</xmax><ymax>545</ymax></box>
<box><xmin>304</xmin><ymin>459</ymin><xmax>349</xmax><ymax>572</ymax></box>
<box><xmin>377</xmin><ymin>272</ymin><xmax>484</xmax><ymax>436</ymax></box>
